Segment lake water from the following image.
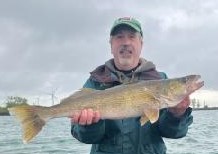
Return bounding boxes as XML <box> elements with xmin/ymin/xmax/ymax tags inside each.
<box><xmin>0</xmin><ymin>110</ymin><xmax>218</xmax><ymax>154</ymax></box>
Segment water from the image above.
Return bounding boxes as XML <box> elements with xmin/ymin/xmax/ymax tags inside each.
<box><xmin>164</xmin><ymin>110</ymin><xmax>218</xmax><ymax>154</ymax></box>
<box><xmin>0</xmin><ymin>110</ymin><xmax>218</xmax><ymax>154</ymax></box>
<box><xmin>0</xmin><ymin>116</ymin><xmax>91</xmax><ymax>154</ymax></box>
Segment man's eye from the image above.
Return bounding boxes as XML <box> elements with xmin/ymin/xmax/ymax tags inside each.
<box><xmin>129</xmin><ymin>34</ymin><xmax>137</xmax><ymax>38</ymax></box>
<box><xmin>130</xmin><ymin>35</ymin><xmax>135</xmax><ymax>38</ymax></box>
<box><xmin>116</xmin><ymin>35</ymin><xmax>123</xmax><ymax>38</ymax></box>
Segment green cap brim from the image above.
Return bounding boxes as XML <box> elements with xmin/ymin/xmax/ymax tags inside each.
<box><xmin>110</xmin><ymin>22</ymin><xmax>141</xmax><ymax>35</ymax></box>
<box><xmin>110</xmin><ymin>17</ymin><xmax>143</xmax><ymax>36</ymax></box>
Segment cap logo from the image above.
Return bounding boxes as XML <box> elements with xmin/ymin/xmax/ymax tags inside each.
<box><xmin>119</xmin><ymin>17</ymin><xmax>132</xmax><ymax>20</ymax></box>
<box><xmin>118</xmin><ymin>17</ymin><xmax>132</xmax><ymax>21</ymax></box>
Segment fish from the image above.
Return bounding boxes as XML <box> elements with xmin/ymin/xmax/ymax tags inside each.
<box><xmin>9</xmin><ymin>74</ymin><xmax>204</xmax><ymax>143</ymax></box>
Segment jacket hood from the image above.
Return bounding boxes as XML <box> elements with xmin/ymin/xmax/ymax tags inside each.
<box><xmin>90</xmin><ymin>58</ymin><xmax>161</xmax><ymax>84</ymax></box>
<box><xmin>105</xmin><ymin>58</ymin><xmax>156</xmax><ymax>74</ymax></box>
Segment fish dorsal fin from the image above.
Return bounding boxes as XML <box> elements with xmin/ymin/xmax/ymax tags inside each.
<box><xmin>80</xmin><ymin>88</ymin><xmax>95</xmax><ymax>92</ymax></box>
<box><xmin>143</xmin><ymin>107</ymin><xmax>160</xmax><ymax>124</ymax></box>
<box><xmin>73</xmin><ymin>88</ymin><xmax>96</xmax><ymax>97</ymax></box>
<box><xmin>122</xmin><ymin>80</ymin><xmax>138</xmax><ymax>85</ymax></box>
<box><xmin>61</xmin><ymin>88</ymin><xmax>97</xmax><ymax>103</ymax></box>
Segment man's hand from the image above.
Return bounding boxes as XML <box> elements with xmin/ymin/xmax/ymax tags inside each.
<box><xmin>70</xmin><ymin>109</ymin><xmax>101</xmax><ymax>125</ymax></box>
<box><xmin>168</xmin><ymin>96</ymin><xmax>191</xmax><ymax>117</ymax></box>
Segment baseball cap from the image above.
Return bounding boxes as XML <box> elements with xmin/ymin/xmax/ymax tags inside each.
<box><xmin>110</xmin><ymin>17</ymin><xmax>143</xmax><ymax>36</ymax></box>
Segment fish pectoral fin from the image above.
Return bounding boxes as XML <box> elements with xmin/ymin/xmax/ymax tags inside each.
<box><xmin>143</xmin><ymin>87</ymin><xmax>161</xmax><ymax>101</ymax></box>
<box><xmin>140</xmin><ymin>115</ymin><xmax>149</xmax><ymax>126</ymax></box>
<box><xmin>143</xmin><ymin>107</ymin><xmax>159</xmax><ymax>124</ymax></box>
<box><xmin>160</xmin><ymin>94</ymin><xmax>173</xmax><ymax>101</ymax></box>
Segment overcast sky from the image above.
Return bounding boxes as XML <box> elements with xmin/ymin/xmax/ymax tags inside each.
<box><xmin>0</xmin><ymin>0</ymin><xmax>218</xmax><ymax>106</ymax></box>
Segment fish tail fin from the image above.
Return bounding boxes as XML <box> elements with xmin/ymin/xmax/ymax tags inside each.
<box><xmin>8</xmin><ymin>105</ymin><xmax>50</xmax><ymax>144</ymax></box>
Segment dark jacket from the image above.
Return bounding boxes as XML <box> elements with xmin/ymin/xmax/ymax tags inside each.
<box><xmin>71</xmin><ymin>58</ymin><xmax>193</xmax><ymax>154</ymax></box>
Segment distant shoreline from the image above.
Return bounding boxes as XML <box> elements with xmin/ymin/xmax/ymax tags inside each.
<box><xmin>0</xmin><ymin>112</ymin><xmax>9</xmax><ymax>116</ymax></box>
<box><xmin>192</xmin><ymin>107</ymin><xmax>218</xmax><ymax>111</ymax></box>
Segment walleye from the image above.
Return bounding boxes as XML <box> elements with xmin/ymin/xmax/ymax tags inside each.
<box><xmin>9</xmin><ymin>75</ymin><xmax>204</xmax><ymax>143</ymax></box>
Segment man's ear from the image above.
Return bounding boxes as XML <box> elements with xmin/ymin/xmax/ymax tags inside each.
<box><xmin>109</xmin><ymin>36</ymin><xmax>112</xmax><ymax>44</ymax></box>
<box><xmin>109</xmin><ymin>37</ymin><xmax>113</xmax><ymax>53</ymax></box>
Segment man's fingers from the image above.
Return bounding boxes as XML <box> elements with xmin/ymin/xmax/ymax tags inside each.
<box><xmin>185</xmin><ymin>97</ymin><xmax>191</xmax><ymax>106</ymax></box>
<box><xmin>168</xmin><ymin>96</ymin><xmax>191</xmax><ymax>117</ymax></box>
<box><xmin>70</xmin><ymin>109</ymin><xmax>101</xmax><ymax>125</ymax></box>
<box><xmin>70</xmin><ymin>112</ymin><xmax>79</xmax><ymax>123</ymax></box>
<box><xmin>93</xmin><ymin>111</ymin><xmax>101</xmax><ymax>123</ymax></box>
<box><xmin>178</xmin><ymin>96</ymin><xmax>191</xmax><ymax>108</ymax></box>
<box><xmin>87</xmin><ymin>109</ymin><xmax>94</xmax><ymax>125</ymax></box>
<box><xmin>79</xmin><ymin>109</ymin><xmax>87</xmax><ymax>125</ymax></box>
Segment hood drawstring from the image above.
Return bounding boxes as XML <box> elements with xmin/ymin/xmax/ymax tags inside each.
<box><xmin>117</xmin><ymin>71</ymin><xmax>136</xmax><ymax>84</ymax></box>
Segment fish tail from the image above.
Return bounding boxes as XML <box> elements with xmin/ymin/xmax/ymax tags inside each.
<box><xmin>8</xmin><ymin>105</ymin><xmax>50</xmax><ymax>144</ymax></box>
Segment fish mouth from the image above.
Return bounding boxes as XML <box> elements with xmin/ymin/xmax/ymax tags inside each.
<box><xmin>186</xmin><ymin>75</ymin><xmax>204</xmax><ymax>94</ymax></box>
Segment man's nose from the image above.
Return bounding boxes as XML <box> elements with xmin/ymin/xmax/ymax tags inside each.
<box><xmin>122</xmin><ymin>36</ymin><xmax>131</xmax><ymax>45</ymax></box>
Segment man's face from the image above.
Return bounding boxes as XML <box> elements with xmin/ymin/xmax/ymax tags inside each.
<box><xmin>110</xmin><ymin>28</ymin><xmax>143</xmax><ymax>71</ymax></box>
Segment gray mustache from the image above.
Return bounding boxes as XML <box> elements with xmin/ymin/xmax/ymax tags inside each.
<box><xmin>119</xmin><ymin>45</ymin><xmax>133</xmax><ymax>53</ymax></box>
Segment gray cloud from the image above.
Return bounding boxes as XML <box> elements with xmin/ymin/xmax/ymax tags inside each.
<box><xmin>0</xmin><ymin>0</ymin><xmax>218</xmax><ymax>105</ymax></box>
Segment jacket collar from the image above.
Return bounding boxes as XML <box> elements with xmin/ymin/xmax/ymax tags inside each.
<box><xmin>90</xmin><ymin>58</ymin><xmax>161</xmax><ymax>84</ymax></box>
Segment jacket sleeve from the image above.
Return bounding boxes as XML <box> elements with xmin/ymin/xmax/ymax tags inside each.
<box><xmin>71</xmin><ymin>78</ymin><xmax>106</xmax><ymax>144</ymax></box>
<box><xmin>158</xmin><ymin>107</ymin><xmax>193</xmax><ymax>138</ymax></box>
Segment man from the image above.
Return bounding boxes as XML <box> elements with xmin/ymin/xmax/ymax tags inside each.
<box><xmin>70</xmin><ymin>17</ymin><xmax>193</xmax><ymax>154</ymax></box>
